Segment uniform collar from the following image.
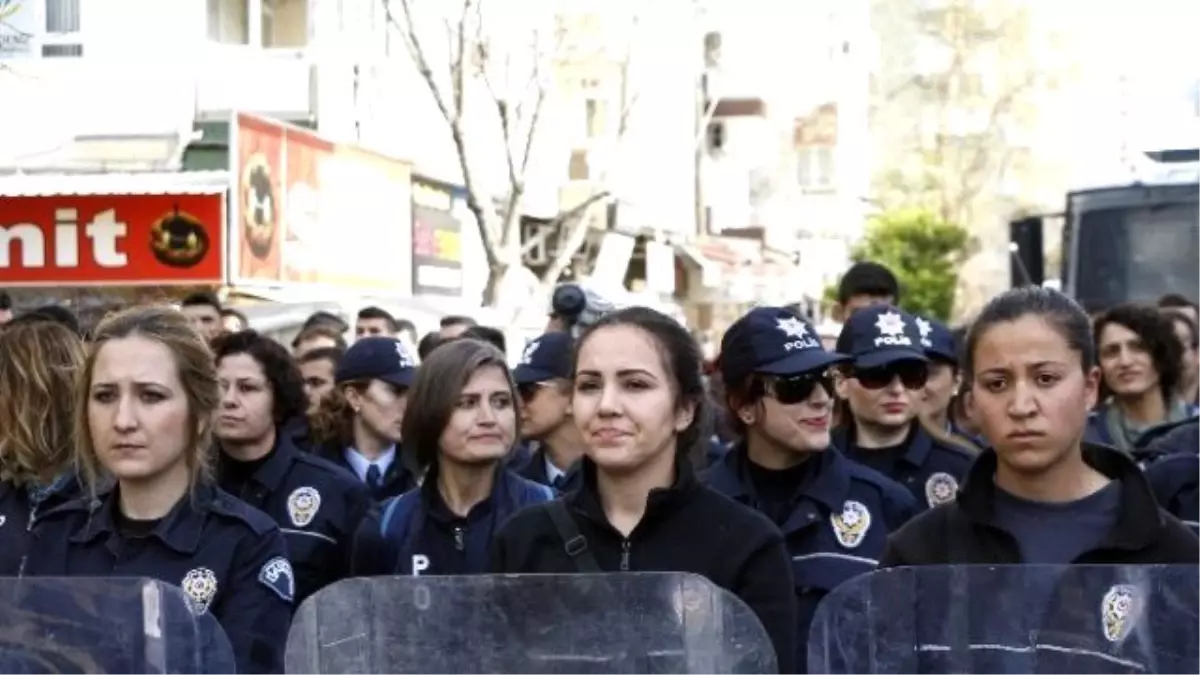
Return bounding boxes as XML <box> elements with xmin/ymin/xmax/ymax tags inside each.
<box><xmin>712</xmin><ymin>442</ymin><xmax>849</xmax><ymax>512</ymax></box>
<box><xmin>71</xmin><ymin>481</ymin><xmax>217</xmax><ymax>555</ymax></box>
<box><xmin>420</xmin><ymin>461</ymin><xmax>505</xmax><ymax>524</ymax></box>
<box><xmin>569</xmin><ymin>455</ymin><xmax>698</xmax><ymax>527</ymax></box>
<box><xmin>834</xmin><ymin>422</ymin><xmax>930</xmax><ymax>467</ymax></box>
<box><xmin>219</xmin><ymin>431</ymin><xmax>297</xmax><ymax>493</ymax></box>
<box><xmin>958</xmin><ymin>443</ymin><xmax>1165</xmax><ymax>551</ymax></box>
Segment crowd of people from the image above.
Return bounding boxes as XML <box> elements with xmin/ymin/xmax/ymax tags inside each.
<box><xmin>0</xmin><ymin>265</ymin><xmax>1196</xmax><ymax>673</ymax></box>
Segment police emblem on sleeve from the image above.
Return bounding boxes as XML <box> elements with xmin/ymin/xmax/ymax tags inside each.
<box><xmin>830</xmin><ymin>500</ymin><xmax>872</xmax><ymax>549</ymax></box>
<box><xmin>287</xmin><ymin>486</ymin><xmax>321</xmax><ymax>528</ymax></box>
<box><xmin>181</xmin><ymin>567</ymin><xmax>218</xmax><ymax>616</ymax></box>
<box><xmin>1101</xmin><ymin>584</ymin><xmax>1141</xmax><ymax>643</ymax></box>
<box><xmin>259</xmin><ymin>556</ymin><xmax>295</xmax><ymax>603</ymax></box>
<box><xmin>924</xmin><ymin>472</ymin><xmax>959</xmax><ymax>507</ymax></box>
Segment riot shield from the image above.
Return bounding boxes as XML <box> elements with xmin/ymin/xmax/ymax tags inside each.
<box><xmin>807</xmin><ymin>564</ymin><xmax>1200</xmax><ymax>674</ymax></box>
<box><xmin>0</xmin><ymin>577</ymin><xmax>235</xmax><ymax>674</ymax></box>
<box><xmin>286</xmin><ymin>573</ymin><xmax>777</xmax><ymax>674</ymax></box>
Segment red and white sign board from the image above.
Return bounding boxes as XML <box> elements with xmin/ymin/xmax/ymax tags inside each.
<box><xmin>0</xmin><ymin>191</ymin><xmax>226</xmax><ymax>286</ymax></box>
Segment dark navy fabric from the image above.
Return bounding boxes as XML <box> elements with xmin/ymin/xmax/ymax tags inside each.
<box><xmin>702</xmin><ymin>444</ymin><xmax>915</xmax><ymax>670</ymax></box>
<box><xmin>513</xmin><ymin>444</ymin><xmax>583</xmax><ymax>494</ymax></box>
<box><xmin>835</xmin><ymin>304</ymin><xmax>928</xmax><ymax>369</ymax></box>
<box><xmin>719</xmin><ymin>306</ymin><xmax>848</xmax><ymax>383</ymax></box>
<box><xmin>1137</xmin><ymin>417</ymin><xmax>1199</xmax><ymax>465</ymax></box>
<box><xmin>218</xmin><ymin>428</ymin><xmax>374</xmax><ymax>605</ymax></box>
<box><xmin>1144</xmin><ymin>453</ymin><xmax>1199</xmax><ymax>531</ymax></box>
<box><xmin>378</xmin><ymin>467</ymin><xmax>553</xmax><ymax>576</ymax></box>
<box><xmin>0</xmin><ymin>473</ymin><xmax>81</xmax><ymax>576</ymax></box>
<box><xmin>1085</xmin><ymin>401</ymin><xmax>1198</xmax><ymax>452</ymax></box>
<box><xmin>335</xmin><ymin>336</ymin><xmax>417</xmax><ymax>386</ymax></box>
<box><xmin>314</xmin><ymin>441</ymin><xmax>421</xmax><ymax>502</ymax></box>
<box><xmin>914</xmin><ymin>315</ymin><xmax>956</xmax><ymax>363</ymax></box>
<box><xmin>832</xmin><ymin>424</ymin><xmax>973</xmax><ymax>513</ymax></box>
<box><xmin>992</xmin><ymin>481</ymin><xmax>1122</xmax><ymax>564</ymax></box>
<box><xmin>23</xmin><ymin>482</ymin><xmax>292</xmax><ymax>674</ymax></box>
<box><xmin>512</xmin><ymin>331</ymin><xmax>573</xmax><ymax>384</ymax></box>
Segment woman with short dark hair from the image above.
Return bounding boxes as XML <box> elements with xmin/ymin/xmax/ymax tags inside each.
<box><xmin>369</xmin><ymin>339</ymin><xmax>553</xmax><ymax>577</ymax></box>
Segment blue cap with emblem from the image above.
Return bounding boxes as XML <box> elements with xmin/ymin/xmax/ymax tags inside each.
<box><xmin>719</xmin><ymin>306</ymin><xmax>849</xmax><ymax>384</ymax></box>
<box><xmin>335</xmin><ymin>336</ymin><xmax>417</xmax><ymax>387</ymax></box>
<box><xmin>836</xmin><ymin>305</ymin><xmax>928</xmax><ymax>369</ymax></box>
<box><xmin>915</xmin><ymin>315</ymin><xmax>957</xmax><ymax>364</ymax></box>
<box><xmin>513</xmin><ymin>332</ymin><xmax>573</xmax><ymax>384</ymax></box>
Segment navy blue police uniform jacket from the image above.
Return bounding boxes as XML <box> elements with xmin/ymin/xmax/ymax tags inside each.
<box><xmin>513</xmin><ymin>443</ymin><xmax>584</xmax><ymax>494</ymax></box>
<box><xmin>0</xmin><ymin>473</ymin><xmax>81</xmax><ymax>576</ymax></box>
<box><xmin>878</xmin><ymin>444</ymin><xmax>1200</xmax><ymax>674</ymax></box>
<box><xmin>218</xmin><ymin>429</ymin><xmax>375</xmax><ymax>606</ymax></box>
<box><xmin>832</xmin><ymin>424</ymin><xmax>973</xmax><ymax>513</ymax></box>
<box><xmin>1144</xmin><ymin>453</ymin><xmax>1199</xmax><ymax>532</ymax></box>
<box><xmin>1083</xmin><ymin>401</ymin><xmax>1199</xmax><ymax>452</ymax></box>
<box><xmin>24</xmin><ymin>482</ymin><xmax>294</xmax><ymax>675</ymax></box>
<box><xmin>702</xmin><ymin>444</ymin><xmax>916</xmax><ymax>670</ymax></box>
<box><xmin>312</xmin><ymin>440</ymin><xmax>421</xmax><ymax>502</ymax></box>
<box><xmin>369</xmin><ymin>465</ymin><xmax>554</xmax><ymax>577</ymax></box>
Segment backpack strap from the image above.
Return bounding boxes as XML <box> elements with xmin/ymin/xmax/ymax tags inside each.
<box><xmin>546</xmin><ymin>500</ymin><xmax>602</xmax><ymax>573</ymax></box>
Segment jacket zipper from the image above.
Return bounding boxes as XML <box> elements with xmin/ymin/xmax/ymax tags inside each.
<box><xmin>454</xmin><ymin>526</ymin><xmax>465</xmax><ymax>551</ymax></box>
<box><xmin>620</xmin><ymin>539</ymin><xmax>631</xmax><ymax>571</ymax></box>
<box><xmin>17</xmin><ymin>503</ymin><xmax>39</xmax><ymax>578</ymax></box>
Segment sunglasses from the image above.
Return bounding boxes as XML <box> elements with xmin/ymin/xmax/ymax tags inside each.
<box><xmin>766</xmin><ymin>371</ymin><xmax>837</xmax><ymax>405</ymax></box>
<box><xmin>517</xmin><ymin>381</ymin><xmax>553</xmax><ymax>403</ymax></box>
<box><xmin>851</xmin><ymin>361</ymin><xmax>929</xmax><ymax>390</ymax></box>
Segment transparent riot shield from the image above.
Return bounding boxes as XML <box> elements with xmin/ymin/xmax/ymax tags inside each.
<box><xmin>286</xmin><ymin>573</ymin><xmax>777</xmax><ymax>674</ymax></box>
<box><xmin>807</xmin><ymin>564</ymin><xmax>1200</xmax><ymax>674</ymax></box>
<box><xmin>0</xmin><ymin>577</ymin><xmax>235</xmax><ymax>674</ymax></box>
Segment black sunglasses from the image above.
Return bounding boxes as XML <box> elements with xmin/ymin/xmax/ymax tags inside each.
<box><xmin>851</xmin><ymin>361</ymin><xmax>929</xmax><ymax>390</ymax></box>
<box><xmin>766</xmin><ymin>371</ymin><xmax>836</xmax><ymax>405</ymax></box>
<box><xmin>517</xmin><ymin>381</ymin><xmax>552</xmax><ymax>403</ymax></box>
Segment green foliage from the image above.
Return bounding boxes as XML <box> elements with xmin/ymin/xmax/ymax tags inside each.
<box><xmin>828</xmin><ymin>208</ymin><xmax>970</xmax><ymax>321</ymax></box>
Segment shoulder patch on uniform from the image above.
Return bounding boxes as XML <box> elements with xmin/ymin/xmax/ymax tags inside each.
<box><xmin>830</xmin><ymin>500</ymin><xmax>872</xmax><ymax>549</ymax></box>
<box><xmin>258</xmin><ymin>556</ymin><xmax>295</xmax><ymax>604</ymax></box>
<box><xmin>924</xmin><ymin>472</ymin><xmax>958</xmax><ymax>507</ymax></box>
<box><xmin>181</xmin><ymin>567</ymin><xmax>218</xmax><ymax>616</ymax></box>
<box><xmin>287</xmin><ymin>486</ymin><xmax>321</xmax><ymax>528</ymax></box>
<box><xmin>1101</xmin><ymin>584</ymin><xmax>1141</xmax><ymax>642</ymax></box>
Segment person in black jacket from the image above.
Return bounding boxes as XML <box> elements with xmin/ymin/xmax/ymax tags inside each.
<box><xmin>882</xmin><ymin>287</ymin><xmax>1198</xmax><ymax>567</ymax></box>
<box><xmin>211</xmin><ymin>331</ymin><xmax>375</xmax><ymax>606</ymax></box>
<box><xmin>491</xmin><ymin>307</ymin><xmax>799</xmax><ymax>674</ymax></box>
<box><xmin>366</xmin><ymin>338</ymin><xmax>553</xmax><ymax>576</ymax></box>
<box><xmin>0</xmin><ymin>321</ymin><xmax>86</xmax><ymax>576</ymax></box>
<box><xmin>511</xmin><ymin>331</ymin><xmax>584</xmax><ymax>492</ymax></box>
<box><xmin>703</xmin><ymin>306</ymin><xmax>916</xmax><ymax>671</ymax></box>
<box><xmin>832</xmin><ymin>305</ymin><xmax>975</xmax><ymax>512</ymax></box>
<box><xmin>1142</xmin><ymin>419</ymin><xmax>1199</xmax><ymax>530</ymax></box>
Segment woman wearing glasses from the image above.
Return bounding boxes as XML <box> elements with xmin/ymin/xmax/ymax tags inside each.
<box><xmin>703</xmin><ymin>307</ymin><xmax>916</xmax><ymax>671</ymax></box>
<box><xmin>832</xmin><ymin>305</ymin><xmax>975</xmax><ymax>512</ymax></box>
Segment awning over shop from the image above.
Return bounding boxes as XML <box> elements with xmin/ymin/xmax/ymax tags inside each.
<box><xmin>0</xmin><ymin>170</ymin><xmax>230</xmax><ymax>197</ymax></box>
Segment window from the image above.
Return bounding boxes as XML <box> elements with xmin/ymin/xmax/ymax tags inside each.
<box><xmin>42</xmin><ymin>0</ymin><xmax>82</xmax><ymax>57</ymax></box>
<box><xmin>208</xmin><ymin>0</ymin><xmax>250</xmax><ymax>44</ymax></box>
<box><xmin>585</xmin><ymin>98</ymin><xmax>607</xmax><ymax>138</ymax></box>
<box><xmin>568</xmin><ymin>150</ymin><xmax>591</xmax><ymax>180</ymax></box>
<box><xmin>797</xmin><ymin>146</ymin><xmax>835</xmax><ymax>190</ymax></box>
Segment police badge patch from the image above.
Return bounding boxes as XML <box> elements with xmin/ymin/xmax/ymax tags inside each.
<box><xmin>181</xmin><ymin>567</ymin><xmax>218</xmax><ymax>616</ymax></box>
<box><xmin>924</xmin><ymin>472</ymin><xmax>959</xmax><ymax>507</ymax></box>
<box><xmin>1101</xmin><ymin>584</ymin><xmax>1141</xmax><ymax>643</ymax></box>
<box><xmin>259</xmin><ymin>556</ymin><xmax>295</xmax><ymax>604</ymax></box>
<box><xmin>287</xmin><ymin>486</ymin><xmax>321</xmax><ymax>528</ymax></box>
<box><xmin>830</xmin><ymin>500</ymin><xmax>872</xmax><ymax>549</ymax></box>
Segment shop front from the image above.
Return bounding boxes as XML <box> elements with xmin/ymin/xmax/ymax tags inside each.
<box><xmin>0</xmin><ymin>172</ymin><xmax>228</xmax><ymax>323</ymax></box>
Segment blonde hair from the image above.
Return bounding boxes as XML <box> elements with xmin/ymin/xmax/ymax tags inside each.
<box><xmin>0</xmin><ymin>321</ymin><xmax>86</xmax><ymax>486</ymax></box>
<box><xmin>75</xmin><ymin>305</ymin><xmax>220</xmax><ymax>497</ymax></box>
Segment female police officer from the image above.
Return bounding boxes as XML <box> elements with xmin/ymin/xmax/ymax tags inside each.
<box><xmin>833</xmin><ymin>305</ymin><xmax>974</xmax><ymax>511</ymax></box>
<box><xmin>703</xmin><ymin>307</ymin><xmax>916</xmax><ymax>670</ymax></box>
<box><xmin>368</xmin><ymin>338</ymin><xmax>553</xmax><ymax>576</ymax></box>
<box><xmin>212</xmin><ymin>330</ymin><xmax>374</xmax><ymax>606</ymax></box>
<box><xmin>0</xmin><ymin>320</ymin><xmax>85</xmax><ymax>576</ymax></box>
<box><xmin>24</xmin><ymin>306</ymin><xmax>292</xmax><ymax>674</ymax></box>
